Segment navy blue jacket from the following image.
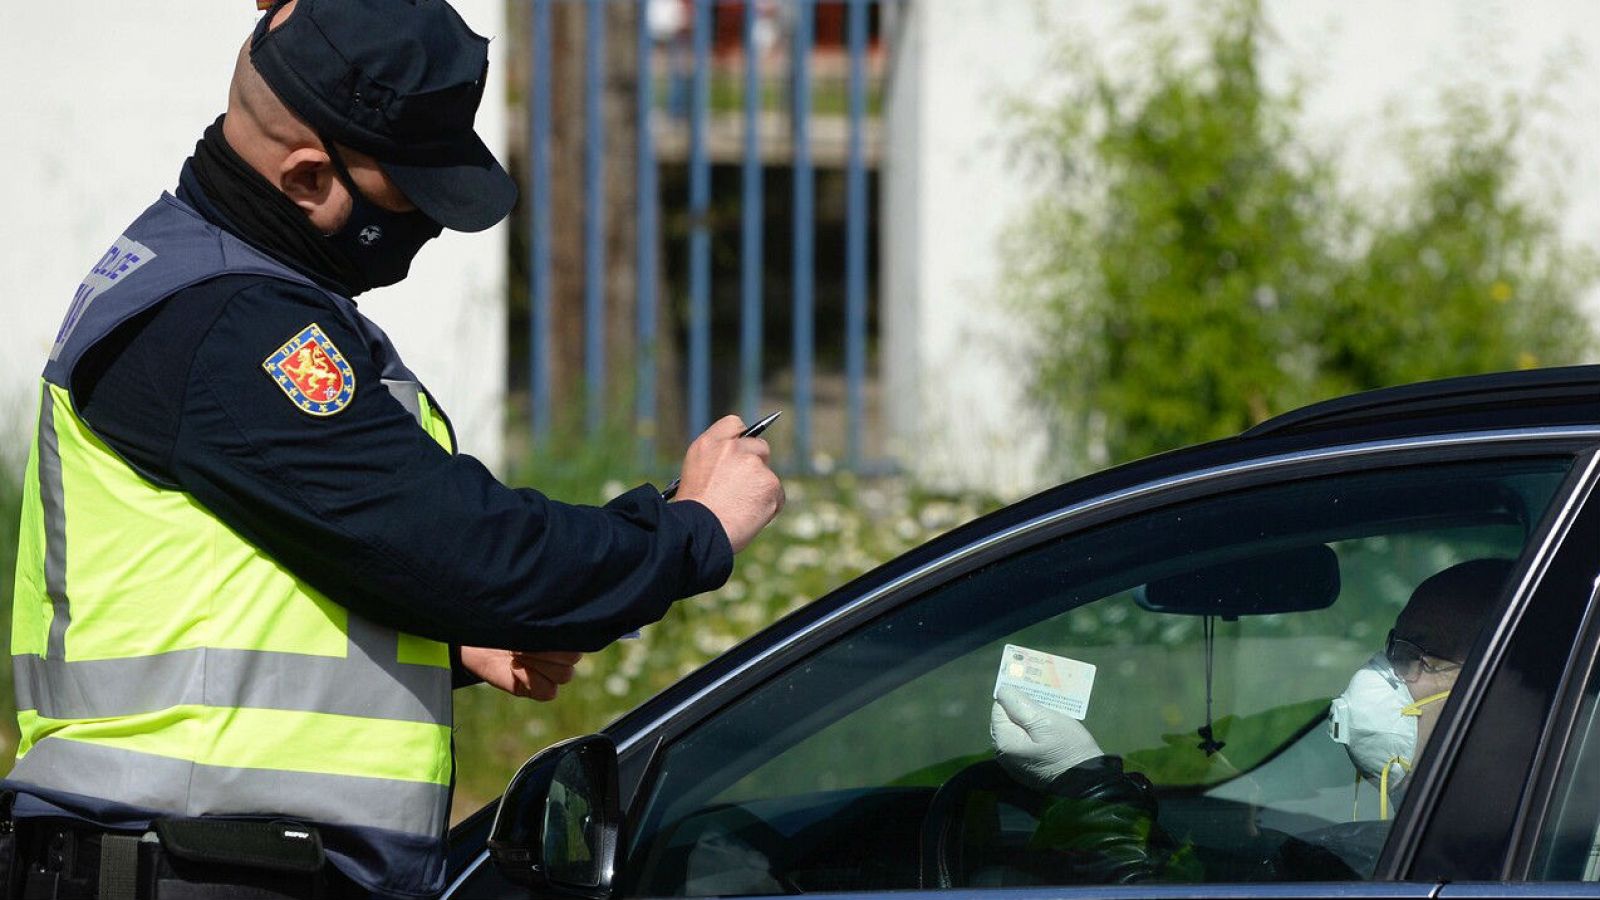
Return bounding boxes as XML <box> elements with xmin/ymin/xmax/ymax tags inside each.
<box><xmin>70</xmin><ymin>168</ymin><xmax>733</xmax><ymax>658</ymax></box>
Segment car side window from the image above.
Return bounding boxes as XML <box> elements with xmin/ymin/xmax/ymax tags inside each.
<box><xmin>622</xmin><ymin>457</ymin><xmax>1573</xmax><ymax>896</ymax></box>
<box><xmin>1531</xmin><ymin>633</ymin><xmax>1600</xmax><ymax>881</ymax></box>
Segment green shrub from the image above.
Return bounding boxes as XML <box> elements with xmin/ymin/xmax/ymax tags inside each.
<box><xmin>1007</xmin><ymin>0</ymin><xmax>1597</xmax><ymax>473</ymax></box>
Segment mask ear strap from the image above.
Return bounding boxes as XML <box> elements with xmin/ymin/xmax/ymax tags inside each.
<box><xmin>1374</xmin><ymin>689</ymin><xmax>1445</xmax><ymax>821</ymax></box>
<box><xmin>1379</xmin><ymin>756</ymin><xmax>1413</xmax><ymax>820</ymax></box>
<box><xmin>317</xmin><ymin>133</ymin><xmax>368</xmax><ymax>200</ymax></box>
<box><xmin>1401</xmin><ymin>690</ymin><xmax>1451</xmax><ymax>717</ymax></box>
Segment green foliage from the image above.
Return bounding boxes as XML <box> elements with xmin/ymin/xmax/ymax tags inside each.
<box><xmin>450</xmin><ymin>447</ymin><xmax>999</xmax><ymax>817</ymax></box>
<box><xmin>1009</xmin><ymin>0</ymin><xmax>1598</xmax><ymax>471</ymax></box>
<box><xmin>1314</xmin><ymin>92</ymin><xmax>1597</xmax><ymax>393</ymax></box>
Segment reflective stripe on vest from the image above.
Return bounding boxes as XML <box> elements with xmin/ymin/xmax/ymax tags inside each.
<box><xmin>36</xmin><ymin>384</ymin><xmax>69</xmax><ymax>662</ymax></box>
<box><xmin>10</xmin><ymin>728</ymin><xmax>448</xmax><ymax>838</ymax></box>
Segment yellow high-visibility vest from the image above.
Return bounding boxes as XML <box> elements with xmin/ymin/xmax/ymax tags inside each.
<box><xmin>10</xmin><ymin>194</ymin><xmax>457</xmax><ymax>896</ymax></box>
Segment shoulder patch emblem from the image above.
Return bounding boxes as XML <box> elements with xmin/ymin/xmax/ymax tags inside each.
<box><xmin>262</xmin><ymin>323</ymin><xmax>356</xmax><ymax>416</ymax></box>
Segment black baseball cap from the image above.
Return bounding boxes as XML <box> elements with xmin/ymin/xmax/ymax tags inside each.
<box><xmin>1393</xmin><ymin>558</ymin><xmax>1516</xmax><ymax>663</ymax></box>
<box><xmin>250</xmin><ymin>0</ymin><xmax>517</xmax><ymax>232</ymax></box>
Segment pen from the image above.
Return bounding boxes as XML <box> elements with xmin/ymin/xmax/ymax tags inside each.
<box><xmin>660</xmin><ymin>410</ymin><xmax>783</xmax><ymax>500</ymax></box>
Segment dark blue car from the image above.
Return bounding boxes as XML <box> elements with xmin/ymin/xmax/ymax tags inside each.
<box><xmin>447</xmin><ymin>366</ymin><xmax>1600</xmax><ymax>900</ymax></box>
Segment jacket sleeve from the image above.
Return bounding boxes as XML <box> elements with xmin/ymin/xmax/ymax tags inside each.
<box><xmin>164</xmin><ymin>280</ymin><xmax>733</xmax><ymax>651</ymax></box>
<box><xmin>1029</xmin><ymin>756</ymin><xmax>1202</xmax><ymax>885</ymax></box>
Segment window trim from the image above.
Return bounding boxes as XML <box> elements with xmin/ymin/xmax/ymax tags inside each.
<box><xmin>1438</xmin><ymin>882</ymin><xmax>1600</xmax><ymax>898</ymax></box>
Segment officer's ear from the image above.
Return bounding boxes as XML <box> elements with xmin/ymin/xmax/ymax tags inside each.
<box><xmin>279</xmin><ymin>147</ymin><xmax>346</xmax><ymax>235</ymax></box>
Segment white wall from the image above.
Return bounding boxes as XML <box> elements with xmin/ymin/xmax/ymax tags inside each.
<box><xmin>884</xmin><ymin>0</ymin><xmax>1062</xmax><ymax>498</ymax></box>
<box><xmin>0</xmin><ymin>1</ymin><xmax>508</xmax><ymax>470</ymax></box>
<box><xmin>884</xmin><ymin>0</ymin><xmax>1600</xmax><ymax>497</ymax></box>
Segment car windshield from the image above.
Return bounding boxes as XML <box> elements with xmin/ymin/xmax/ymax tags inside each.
<box><xmin>626</xmin><ymin>455</ymin><xmax>1575</xmax><ymax>894</ymax></box>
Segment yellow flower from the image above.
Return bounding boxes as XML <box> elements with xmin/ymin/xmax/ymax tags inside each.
<box><xmin>1490</xmin><ymin>281</ymin><xmax>1514</xmax><ymax>303</ymax></box>
<box><xmin>1518</xmin><ymin>351</ymin><xmax>1540</xmax><ymax>369</ymax></box>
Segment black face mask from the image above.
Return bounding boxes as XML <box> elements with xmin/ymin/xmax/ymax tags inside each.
<box><xmin>323</xmin><ymin>142</ymin><xmax>443</xmax><ymax>294</ymax></box>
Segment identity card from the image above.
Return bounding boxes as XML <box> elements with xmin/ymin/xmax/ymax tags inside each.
<box><xmin>993</xmin><ymin>644</ymin><xmax>1096</xmax><ymax>720</ymax></box>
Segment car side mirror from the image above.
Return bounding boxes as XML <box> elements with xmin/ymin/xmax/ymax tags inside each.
<box><xmin>487</xmin><ymin>734</ymin><xmax>621</xmax><ymax>898</ymax></box>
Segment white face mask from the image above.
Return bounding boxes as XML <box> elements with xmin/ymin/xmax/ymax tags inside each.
<box><xmin>1328</xmin><ymin>652</ymin><xmax>1452</xmax><ymax>819</ymax></box>
<box><xmin>1329</xmin><ymin>653</ymin><xmax>1416</xmax><ymax>787</ymax></box>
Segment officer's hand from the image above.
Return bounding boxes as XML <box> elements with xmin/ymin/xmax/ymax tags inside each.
<box><xmin>990</xmin><ymin>686</ymin><xmax>1104</xmax><ymax>791</ymax></box>
<box><xmin>460</xmin><ymin>647</ymin><xmax>582</xmax><ymax>701</ymax></box>
<box><xmin>672</xmin><ymin>415</ymin><xmax>784</xmax><ymax>553</ymax></box>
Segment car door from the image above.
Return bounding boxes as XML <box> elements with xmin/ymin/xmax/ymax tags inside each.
<box><xmin>1430</xmin><ymin>443</ymin><xmax>1600</xmax><ymax>899</ymax></box>
<box><xmin>445</xmin><ymin>431</ymin><xmax>1600</xmax><ymax>899</ymax></box>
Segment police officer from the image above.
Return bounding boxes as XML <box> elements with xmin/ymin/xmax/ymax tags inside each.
<box><xmin>5</xmin><ymin>0</ymin><xmax>782</xmax><ymax>897</ymax></box>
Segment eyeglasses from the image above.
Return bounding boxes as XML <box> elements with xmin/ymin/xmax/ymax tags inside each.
<box><xmin>1385</xmin><ymin>630</ymin><xmax>1461</xmax><ymax>681</ymax></box>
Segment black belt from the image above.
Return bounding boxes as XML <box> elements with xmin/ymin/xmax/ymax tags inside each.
<box><xmin>12</xmin><ymin>818</ymin><xmax>348</xmax><ymax>900</ymax></box>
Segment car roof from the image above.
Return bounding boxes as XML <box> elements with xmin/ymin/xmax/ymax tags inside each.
<box><xmin>1244</xmin><ymin>365</ymin><xmax>1600</xmax><ymax>439</ymax></box>
<box><xmin>995</xmin><ymin>366</ymin><xmax>1600</xmax><ymax>537</ymax></box>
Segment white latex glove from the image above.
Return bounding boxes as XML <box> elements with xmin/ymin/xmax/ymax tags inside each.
<box><xmin>990</xmin><ymin>686</ymin><xmax>1104</xmax><ymax>791</ymax></box>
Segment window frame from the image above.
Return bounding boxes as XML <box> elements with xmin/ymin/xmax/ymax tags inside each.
<box><xmin>441</xmin><ymin>429</ymin><xmax>1600</xmax><ymax>899</ymax></box>
<box><xmin>614</xmin><ymin>434</ymin><xmax>1600</xmax><ymax>889</ymax></box>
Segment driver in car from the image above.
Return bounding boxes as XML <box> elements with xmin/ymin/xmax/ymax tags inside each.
<box><xmin>1326</xmin><ymin>557</ymin><xmax>1513</xmax><ymax>818</ymax></box>
<box><xmin>988</xmin><ymin>557</ymin><xmax>1514</xmax><ymax>884</ymax></box>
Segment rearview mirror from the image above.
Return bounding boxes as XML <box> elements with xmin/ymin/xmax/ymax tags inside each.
<box><xmin>488</xmin><ymin>734</ymin><xmax>621</xmax><ymax>898</ymax></box>
<box><xmin>1136</xmin><ymin>544</ymin><xmax>1340</xmax><ymax>618</ymax></box>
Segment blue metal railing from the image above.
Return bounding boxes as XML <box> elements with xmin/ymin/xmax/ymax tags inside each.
<box><xmin>528</xmin><ymin>0</ymin><xmax>553</xmax><ymax>442</ymax></box>
<box><xmin>844</xmin><ymin>0</ymin><xmax>868</xmax><ymax>470</ymax></box>
<box><xmin>635</xmin><ymin>4</ymin><xmax>659</xmax><ymax>459</ymax></box>
<box><xmin>790</xmin><ymin>0</ymin><xmax>815</xmax><ymax>467</ymax></box>
<box><xmin>688</xmin><ymin>0</ymin><xmax>713</xmax><ymax>437</ymax></box>
<box><xmin>739</xmin><ymin>0</ymin><xmax>763</xmax><ymax>427</ymax></box>
<box><xmin>526</xmin><ymin>0</ymin><xmax>891</xmax><ymax>473</ymax></box>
